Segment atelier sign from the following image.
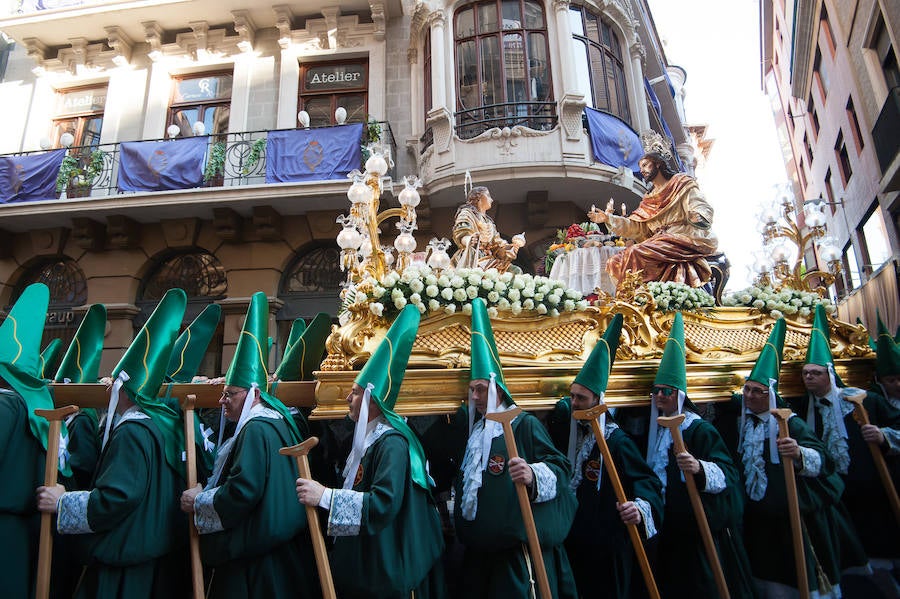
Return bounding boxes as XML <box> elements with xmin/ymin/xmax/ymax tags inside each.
<box><xmin>303</xmin><ymin>63</ymin><xmax>367</xmax><ymax>92</ymax></box>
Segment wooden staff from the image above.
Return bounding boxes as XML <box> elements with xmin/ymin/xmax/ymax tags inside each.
<box><xmin>34</xmin><ymin>405</ymin><xmax>79</xmax><ymax>599</ymax></box>
<box><xmin>280</xmin><ymin>437</ymin><xmax>336</xmax><ymax>599</ymax></box>
<box><xmin>574</xmin><ymin>404</ymin><xmax>660</xmax><ymax>599</ymax></box>
<box><xmin>657</xmin><ymin>414</ymin><xmax>730</xmax><ymax>599</ymax></box>
<box><xmin>844</xmin><ymin>392</ymin><xmax>900</xmax><ymax>525</ymax></box>
<box><xmin>486</xmin><ymin>407</ymin><xmax>552</xmax><ymax>599</ymax></box>
<box><xmin>180</xmin><ymin>395</ymin><xmax>204</xmax><ymax>599</ymax></box>
<box><xmin>770</xmin><ymin>409</ymin><xmax>810</xmax><ymax>599</ymax></box>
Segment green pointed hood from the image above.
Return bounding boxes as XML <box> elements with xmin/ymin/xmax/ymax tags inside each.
<box><xmin>805</xmin><ymin>304</ymin><xmax>833</xmax><ymax>367</ymax></box>
<box><xmin>573</xmin><ymin>313</ymin><xmax>623</xmax><ymax>398</ymax></box>
<box><xmin>55</xmin><ymin>304</ymin><xmax>107</xmax><ymax>384</ymax></box>
<box><xmin>285</xmin><ymin>318</ymin><xmax>307</xmax><ymax>355</ymax></box>
<box><xmin>224</xmin><ymin>292</ymin><xmax>301</xmax><ymax>442</ymax></box>
<box><xmin>166</xmin><ymin>303</ymin><xmax>221</xmax><ymax>383</ymax></box>
<box><xmin>470</xmin><ymin>298</ymin><xmax>511</xmax><ymax>403</ymax></box>
<box><xmin>355</xmin><ymin>304</ymin><xmax>430</xmax><ymax>489</ymax></box>
<box><xmin>876</xmin><ymin>313</ymin><xmax>900</xmax><ymax>378</ymax></box>
<box><xmin>39</xmin><ymin>339</ymin><xmax>63</xmax><ymax>380</ymax></box>
<box><xmin>0</xmin><ymin>283</ymin><xmax>70</xmax><ymax>475</ymax></box>
<box><xmin>748</xmin><ymin>318</ymin><xmax>786</xmax><ymax>389</ymax></box>
<box><xmin>654</xmin><ymin>312</ymin><xmax>687</xmax><ymax>393</ymax></box>
<box><xmin>274</xmin><ymin>313</ymin><xmax>331</xmax><ymax>381</ymax></box>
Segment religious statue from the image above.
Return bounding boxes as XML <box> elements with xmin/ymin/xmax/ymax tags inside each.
<box><xmin>450</xmin><ymin>186</ymin><xmax>525</xmax><ymax>273</ymax></box>
<box><xmin>588</xmin><ymin>141</ymin><xmax>717</xmax><ymax>287</ymax></box>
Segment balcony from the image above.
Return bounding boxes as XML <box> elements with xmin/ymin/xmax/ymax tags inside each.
<box><xmin>873</xmin><ymin>86</ymin><xmax>900</xmax><ymax>193</ymax></box>
<box><xmin>0</xmin><ymin>122</ymin><xmax>396</xmax><ymax>232</ymax></box>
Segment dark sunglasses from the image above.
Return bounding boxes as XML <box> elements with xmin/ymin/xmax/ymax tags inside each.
<box><xmin>650</xmin><ymin>386</ymin><xmax>676</xmax><ymax>397</ymax></box>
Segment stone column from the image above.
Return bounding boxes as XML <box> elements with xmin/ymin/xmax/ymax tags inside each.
<box><xmin>630</xmin><ymin>42</ymin><xmax>650</xmax><ymax>132</ymax></box>
<box><xmin>552</xmin><ymin>0</ymin><xmax>576</xmax><ymax>94</ymax></box>
<box><xmin>429</xmin><ymin>11</ymin><xmax>447</xmax><ymax>111</ymax></box>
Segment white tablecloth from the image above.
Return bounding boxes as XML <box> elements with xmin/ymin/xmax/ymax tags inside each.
<box><xmin>549</xmin><ymin>246</ymin><xmax>625</xmax><ymax>295</ymax></box>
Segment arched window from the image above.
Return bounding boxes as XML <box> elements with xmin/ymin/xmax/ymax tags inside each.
<box><xmin>570</xmin><ymin>7</ymin><xmax>631</xmax><ymax>125</ymax></box>
<box><xmin>12</xmin><ymin>258</ymin><xmax>88</xmax><ymax>350</ymax></box>
<box><xmin>277</xmin><ymin>245</ymin><xmax>342</xmax><ymax>349</ymax></box>
<box><xmin>454</xmin><ymin>0</ymin><xmax>554</xmax><ymax>139</ymax></box>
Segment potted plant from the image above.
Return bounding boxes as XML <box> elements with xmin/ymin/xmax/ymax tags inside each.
<box><xmin>204</xmin><ymin>141</ymin><xmax>227</xmax><ymax>186</ymax></box>
<box><xmin>56</xmin><ymin>149</ymin><xmax>106</xmax><ymax>198</ymax></box>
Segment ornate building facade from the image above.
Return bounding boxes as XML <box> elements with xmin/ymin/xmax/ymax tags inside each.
<box><xmin>0</xmin><ymin>0</ymin><xmax>695</xmax><ymax>372</ymax></box>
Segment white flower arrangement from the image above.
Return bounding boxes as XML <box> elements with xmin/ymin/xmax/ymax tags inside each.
<box><xmin>351</xmin><ymin>266</ymin><xmax>589</xmax><ymax>319</ymax></box>
<box><xmin>722</xmin><ymin>285</ymin><xmax>834</xmax><ymax>319</ymax></box>
<box><xmin>635</xmin><ymin>281</ymin><xmax>716</xmax><ymax>312</ymax></box>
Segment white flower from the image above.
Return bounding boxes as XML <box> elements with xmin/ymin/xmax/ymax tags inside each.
<box><xmin>549</xmin><ymin>308</ymin><xmax>560</xmax><ymax>317</ymax></box>
<box><xmin>770</xmin><ymin>309</ymin><xmax>784</xmax><ymax>319</ymax></box>
<box><xmin>444</xmin><ymin>304</ymin><xmax>457</xmax><ymax>314</ymax></box>
<box><xmin>409</xmin><ymin>279</ymin><xmax>424</xmax><ymax>293</ymax></box>
<box><xmin>409</xmin><ymin>293</ymin><xmax>422</xmax><ymax>305</ymax></box>
<box><xmin>497</xmin><ymin>298</ymin><xmax>511</xmax><ymax>310</ymax></box>
<box><xmin>391</xmin><ymin>288</ymin><xmax>404</xmax><ymax>300</ymax></box>
<box><xmin>426</xmin><ymin>285</ymin><xmax>439</xmax><ymax>298</ymax></box>
<box><xmin>565</xmin><ymin>289</ymin><xmax>580</xmax><ymax>300</ymax></box>
<box><xmin>462</xmin><ymin>303</ymin><xmax>473</xmax><ymax>315</ymax></box>
<box><xmin>522</xmin><ymin>286</ymin><xmax>534</xmax><ymax>298</ymax></box>
<box><xmin>533</xmin><ymin>293</ymin><xmax>544</xmax><ymax>302</ymax></box>
<box><xmin>441</xmin><ymin>287</ymin><xmax>454</xmax><ymax>301</ymax></box>
<box><xmin>538</xmin><ymin>284</ymin><xmax>551</xmax><ymax>295</ymax></box>
<box><xmin>372</xmin><ymin>286</ymin><xmax>386</xmax><ymax>299</ymax></box>
<box><xmin>564</xmin><ymin>300</ymin><xmax>575</xmax><ymax>311</ymax></box>
<box><xmin>424</xmin><ymin>274</ymin><xmax>438</xmax><ymax>286</ymax></box>
<box><xmin>523</xmin><ymin>299</ymin><xmax>535</xmax><ymax>310</ymax></box>
<box><xmin>369</xmin><ymin>302</ymin><xmax>384</xmax><ymax>317</ymax></box>
<box><xmin>537</xmin><ymin>304</ymin><xmax>548</xmax><ymax>315</ymax></box>
<box><xmin>466</xmin><ymin>286</ymin><xmax>479</xmax><ymax>299</ymax></box>
<box><xmin>500</xmin><ymin>272</ymin><xmax>514</xmax><ymax>284</ymax></box>
<box><xmin>450</xmin><ymin>276</ymin><xmax>465</xmax><ymax>288</ymax></box>
<box><xmin>494</xmin><ymin>281</ymin><xmax>507</xmax><ymax>293</ymax></box>
<box><xmin>487</xmin><ymin>291</ymin><xmax>500</xmax><ymax>303</ymax></box>
<box><xmin>507</xmin><ymin>289</ymin><xmax>521</xmax><ymax>302</ymax></box>
<box><xmin>453</xmin><ymin>288</ymin><xmax>468</xmax><ymax>302</ymax></box>
<box><xmin>547</xmin><ymin>294</ymin><xmax>560</xmax><ymax>306</ymax></box>
<box><xmin>487</xmin><ymin>307</ymin><xmax>499</xmax><ymax>318</ymax></box>
<box><xmin>799</xmin><ymin>307</ymin><xmax>811</xmax><ymax>318</ymax></box>
<box><xmin>437</xmin><ymin>275</ymin><xmax>451</xmax><ymax>287</ymax></box>
<box><xmin>481</xmin><ymin>278</ymin><xmax>494</xmax><ymax>290</ymax></box>
<box><xmin>468</xmin><ymin>274</ymin><xmax>482</xmax><ymax>286</ymax></box>
<box><xmin>753</xmin><ymin>299</ymin><xmax>765</xmax><ymax>309</ymax></box>
<box><xmin>576</xmin><ymin>300</ymin><xmax>589</xmax><ymax>310</ymax></box>
<box><xmin>428</xmin><ymin>299</ymin><xmax>441</xmax><ymax>312</ymax></box>
<box><xmin>512</xmin><ymin>276</ymin><xmax>526</xmax><ymax>290</ymax></box>
<box><xmin>393</xmin><ymin>297</ymin><xmax>407</xmax><ymax>309</ymax></box>
<box><xmin>511</xmin><ymin>301</ymin><xmax>523</xmax><ymax>315</ymax></box>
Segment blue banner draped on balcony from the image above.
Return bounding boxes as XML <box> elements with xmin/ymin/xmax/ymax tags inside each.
<box><xmin>584</xmin><ymin>107</ymin><xmax>643</xmax><ymax>176</ymax></box>
<box><xmin>118</xmin><ymin>137</ymin><xmax>207</xmax><ymax>193</ymax></box>
<box><xmin>0</xmin><ymin>149</ymin><xmax>66</xmax><ymax>204</ymax></box>
<box><xmin>265</xmin><ymin>123</ymin><xmax>364</xmax><ymax>183</ymax></box>
<box><xmin>644</xmin><ymin>78</ymin><xmax>685</xmax><ymax>171</ymax></box>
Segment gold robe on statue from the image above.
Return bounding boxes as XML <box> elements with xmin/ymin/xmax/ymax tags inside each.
<box><xmin>606</xmin><ymin>174</ymin><xmax>718</xmax><ymax>287</ymax></box>
<box><xmin>451</xmin><ymin>204</ymin><xmax>508</xmax><ymax>270</ymax></box>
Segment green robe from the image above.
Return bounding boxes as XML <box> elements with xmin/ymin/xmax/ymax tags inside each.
<box><xmin>0</xmin><ymin>389</ymin><xmax>45</xmax><ymax>599</ymax></box>
<box><xmin>716</xmin><ymin>397</ymin><xmax>848</xmax><ymax>591</ymax></box>
<box><xmin>454</xmin><ymin>411</ymin><xmax>578</xmax><ymax>599</ymax></box>
<box><xmin>328</xmin><ymin>423</ymin><xmax>445</xmax><ymax>598</ymax></box>
<box><xmin>549</xmin><ymin>400</ymin><xmax>664</xmax><ymax>599</ymax></box>
<box><xmin>57</xmin><ymin>411</ymin><xmax>187</xmax><ymax>599</ymax></box>
<box><xmin>196</xmin><ymin>410</ymin><xmax>316</xmax><ymax>599</ymax></box>
<box><xmin>650</xmin><ymin>416</ymin><xmax>755</xmax><ymax>599</ymax></box>
<box><xmin>785</xmin><ymin>391</ymin><xmax>900</xmax><ymax>559</ymax></box>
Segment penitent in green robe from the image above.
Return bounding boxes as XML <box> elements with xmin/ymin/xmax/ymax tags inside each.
<box><xmin>56</xmin><ymin>410</ymin><xmax>188</xmax><ymax>599</ymax></box>
<box><xmin>717</xmin><ymin>397</ymin><xmax>848</xmax><ymax>591</ymax></box>
<box><xmin>454</xmin><ymin>411</ymin><xmax>578</xmax><ymax>599</ymax></box>
<box><xmin>652</xmin><ymin>416</ymin><xmax>756</xmax><ymax>599</ymax></box>
<box><xmin>195</xmin><ymin>408</ymin><xmax>317</xmax><ymax>599</ymax></box>
<box><xmin>549</xmin><ymin>399</ymin><xmax>664</xmax><ymax>599</ymax></box>
<box><xmin>328</xmin><ymin>422</ymin><xmax>446</xmax><ymax>599</ymax></box>
<box><xmin>0</xmin><ymin>390</ymin><xmax>45</xmax><ymax>599</ymax></box>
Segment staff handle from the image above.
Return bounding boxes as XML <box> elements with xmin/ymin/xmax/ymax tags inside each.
<box><xmin>486</xmin><ymin>407</ymin><xmax>552</xmax><ymax>599</ymax></box>
<box><xmin>844</xmin><ymin>392</ymin><xmax>900</xmax><ymax>525</ymax></box>
<box><xmin>280</xmin><ymin>438</ymin><xmax>336</xmax><ymax>599</ymax></box>
<box><xmin>770</xmin><ymin>409</ymin><xmax>810</xmax><ymax>599</ymax></box>
<box><xmin>34</xmin><ymin>405</ymin><xmax>79</xmax><ymax>599</ymax></box>
<box><xmin>574</xmin><ymin>404</ymin><xmax>660</xmax><ymax>599</ymax></box>
<box><xmin>657</xmin><ymin>415</ymin><xmax>730</xmax><ymax>599</ymax></box>
<box><xmin>180</xmin><ymin>395</ymin><xmax>204</xmax><ymax>599</ymax></box>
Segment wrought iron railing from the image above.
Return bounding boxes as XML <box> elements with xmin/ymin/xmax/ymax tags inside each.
<box><xmin>454</xmin><ymin>101</ymin><xmax>557</xmax><ymax>140</ymax></box>
<box><xmin>2</xmin><ymin>121</ymin><xmax>397</xmax><ymax>200</ymax></box>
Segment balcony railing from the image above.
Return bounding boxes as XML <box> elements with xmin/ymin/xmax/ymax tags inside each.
<box><xmin>455</xmin><ymin>101</ymin><xmax>558</xmax><ymax>140</ymax></box>
<box><xmin>2</xmin><ymin>122</ymin><xmax>397</xmax><ymax>200</ymax></box>
<box><xmin>873</xmin><ymin>86</ymin><xmax>900</xmax><ymax>175</ymax></box>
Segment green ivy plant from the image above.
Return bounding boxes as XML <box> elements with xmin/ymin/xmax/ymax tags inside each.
<box><xmin>242</xmin><ymin>138</ymin><xmax>266</xmax><ymax>175</ymax></box>
<box><xmin>203</xmin><ymin>142</ymin><xmax>227</xmax><ymax>182</ymax></box>
<box><xmin>55</xmin><ymin>149</ymin><xmax>107</xmax><ymax>193</ymax></box>
<box><xmin>360</xmin><ymin>117</ymin><xmax>382</xmax><ymax>163</ymax></box>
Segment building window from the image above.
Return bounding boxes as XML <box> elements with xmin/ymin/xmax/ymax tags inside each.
<box><xmin>453</xmin><ymin>0</ymin><xmax>554</xmax><ymax>139</ymax></box>
<box><xmin>299</xmin><ymin>60</ymin><xmax>368</xmax><ymax>127</ymax></box>
<box><xmin>278</xmin><ymin>245</ymin><xmax>343</xmax><ymax>329</ymax></box>
<box><xmin>13</xmin><ymin>258</ymin><xmax>88</xmax><ymax>349</ymax></box>
<box><xmin>843</xmin><ymin>242</ymin><xmax>861</xmax><ymax>290</ymax></box>
<box><xmin>52</xmin><ymin>85</ymin><xmax>106</xmax><ymax>148</ymax></box>
<box><xmin>807</xmin><ymin>96</ymin><xmax>819</xmax><ymax>138</ymax></box>
<box><xmin>424</xmin><ymin>28</ymin><xmax>432</xmax><ymax>120</ymax></box>
<box><xmin>819</xmin><ymin>6</ymin><xmax>835</xmax><ymax>56</ymax></box>
<box><xmin>141</xmin><ymin>250</ymin><xmax>227</xmax><ymax>301</ymax></box>
<box><xmin>813</xmin><ymin>48</ymin><xmax>829</xmax><ymax>101</ymax></box>
<box><xmin>569</xmin><ymin>6</ymin><xmax>629</xmax><ymax>124</ymax></box>
<box><xmin>860</xmin><ymin>205</ymin><xmax>892</xmax><ymax>273</ymax></box>
<box><xmin>845</xmin><ymin>97</ymin><xmax>865</xmax><ymax>153</ymax></box>
<box><xmin>167</xmin><ymin>73</ymin><xmax>232</xmax><ymax>137</ymax></box>
<box><xmin>802</xmin><ymin>132</ymin><xmax>813</xmax><ymax>164</ymax></box>
<box><xmin>834</xmin><ymin>130</ymin><xmax>853</xmax><ymax>185</ymax></box>
<box><xmin>871</xmin><ymin>14</ymin><xmax>900</xmax><ymax>89</ymax></box>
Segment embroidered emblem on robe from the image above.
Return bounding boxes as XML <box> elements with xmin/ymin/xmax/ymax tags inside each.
<box><xmin>488</xmin><ymin>454</ymin><xmax>506</xmax><ymax>475</ymax></box>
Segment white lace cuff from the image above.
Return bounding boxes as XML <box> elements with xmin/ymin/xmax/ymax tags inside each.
<box><xmin>327</xmin><ymin>489</ymin><xmax>364</xmax><ymax>536</ymax></box>
<box><xmin>699</xmin><ymin>460</ymin><xmax>726</xmax><ymax>494</ymax></box>
<box><xmin>531</xmin><ymin>462</ymin><xmax>558</xmax><ymax>503</ymax></box>
<box><xmin>882</xmin><ymin>427</ymin><xmax>900</xmax><ymax>456</ymax></box>
<box><xmin>634</xmin><ymin>497</ymin><xmax>657</xmax><ymax>539</ymax></box>
<box><xmin>319</xmin><ymin>487</ymin><xmax>333</xmax><ymax>510</ymax></box>
<box><xmin>57</xmin><ymin>491</ymin><xmax>93</xmax><ymax>534</ymax></box>
<box><xmin>797</xmin><ymin>446</ymin><xmax>822</xmax><ymax>477</ymax></box>
<box><xmin>194</xmin><ymin>487</ymin><xmax>224</xmax><ymax>534</ymax></box>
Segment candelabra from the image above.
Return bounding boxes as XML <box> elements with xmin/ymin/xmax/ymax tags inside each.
<box><xmin>752</xmin><ymin>184</ymin><xmax>842</xmax><ymax>295</ymax></box>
